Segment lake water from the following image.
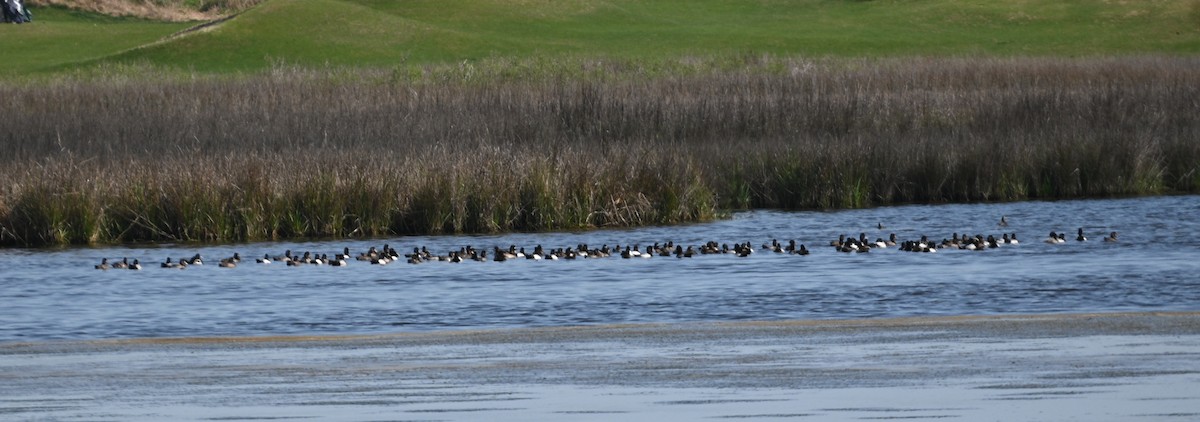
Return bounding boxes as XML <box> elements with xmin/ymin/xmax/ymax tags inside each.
<box><xmin>2</xmin><ymin>195</ymin><xmax>1197</xmax><ymax>342</ymax></box>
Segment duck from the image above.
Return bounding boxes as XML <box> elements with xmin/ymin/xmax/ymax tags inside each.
<box><xmin>328</xmin><ymin>254</ymin><xmax>348</xmax><ymax>266</ymax></box>
<box><xmin>794</xmin><ymin>244</ymin><xmax>810</xmax><ymax>255</ymax></box>
<box><xmin>256</xmin><ymin>254</ymin><xmax>272</xmax><ymax>264</ymax></box>
<box><xmin>187</xmin><ymin>254</ymin><xmax>203</xmax><ymax>266</ymax></box>
<box><xmin>1075</xmin><ymin>228</ymin><xmax>1087</xmax><ymax>242</ymax></box>
<box><xmin>129</xmin><ymin>259</ymin><xmax>142</xmax><ymax>270</ymax></box>
<box><xmin>1103</xmin><ymin>231</ymin><xmax>1118</xmax><ymax>242</ymax></box>
<box><xmin>357</xmin><ymin>246</ymin><xmax>379</xmax><ymax>261</ymax></box>
<box><xmin>1045</xmin><ymin>231</ymin><xmax>1061</xmax><ymax>244</ymax></box>
<box><xmin>830</xmin><ymin>234</ymin><xmax>846</xmax><ymax>249</ymax></box>
<box><xmin>218</xmin><ymin>254</ymin><xmax>238</xmax><ymax>268</ymax></box>
<box><xmin>885</xmin><ymin>233</ymin><xmax>898</xmax><ymax>247</ymax></box>
<box><xmin>161</xmin><ymin>257</ymin><xmax>178</xmax><ymax>269</ymax></box>
<box><xmin>111</xmin><ymin>258</ymin><xmax>130</xmax><ymax>270</ymax></box>
<box><xmin>95</xmin><ymin>258</ymin><xmax>110</xmax><ymax>270</ymax></box>
<box><xmin>471</xmin><ymin>250</ymin><xmax>488</xmax><ymax>262</ymax></box>
<box><xmin>999</xmin><ymin>216</ymin><xmax>1009</xmax><ymax>227</ymax></box>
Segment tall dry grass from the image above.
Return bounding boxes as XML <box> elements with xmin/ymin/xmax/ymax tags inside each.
<box><xmin>1</xmin><ymin>56</ymin><xmax>1197</xmax><ymax>246</ymax></box>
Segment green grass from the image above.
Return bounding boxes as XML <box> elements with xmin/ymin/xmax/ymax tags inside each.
<box><xmin>0</xmin><ymin>7</ymin><xmax>193</xmax><ymax>75</ymax></box>
<box><xmin>4</xmin><ymin>0</ymin><xmax>1199</xmax><ymax>75</ymax></box>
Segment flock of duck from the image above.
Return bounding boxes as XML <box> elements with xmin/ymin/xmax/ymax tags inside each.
<box><xmin>92</xmin><ymin>217</ymin><xmax>1120</xmax><ymax>271</ymax></box>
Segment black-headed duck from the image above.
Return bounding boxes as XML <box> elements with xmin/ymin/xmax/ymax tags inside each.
<box><xmin>95</xmin><ymin>258</ymin><xmax>110</xmax><ymax>270</ymax></box>
<box><xmin>830</xmin><ymin>234</ymin><xmax>846</xmax><ymax>248</ymax></box>
<box><xmin>1045</xmin><ymin>231</ymin><xmax>1062</xmax><ymax>244</ymax></box>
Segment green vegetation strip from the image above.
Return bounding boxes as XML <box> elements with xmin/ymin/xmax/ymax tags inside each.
<box><xmin>3</xmin><ymin>0</ymin><xmax>1200</xmax><ymax>75</ymax></box>
<box><xmin>1</xmin><ymin>56</ymin><xmax>1197</xmax><ymax>246</ymax></box>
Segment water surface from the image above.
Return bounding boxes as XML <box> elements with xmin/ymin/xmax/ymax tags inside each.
<box><xmin>2</xmin><ymin>195</ymin><xmax>1197</xmax><ymax>342</ymax></box>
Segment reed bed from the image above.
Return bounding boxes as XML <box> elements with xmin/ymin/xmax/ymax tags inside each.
<box><xmin>1</xmin><ymin>56</ymin><xmax>1197</xmax><ymax>246</ymax></box>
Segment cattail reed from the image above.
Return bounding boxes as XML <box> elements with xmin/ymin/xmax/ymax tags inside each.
<box><xmin>1</xmin><ymin>56</ymin><xmax>1197</xmax><ymax>246</ymax></box>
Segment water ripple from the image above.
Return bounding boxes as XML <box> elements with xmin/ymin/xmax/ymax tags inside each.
<box><xmin>1</xmin><ymin>196</ymin><xmax>1199</xmax><ymax>341</ymax></box>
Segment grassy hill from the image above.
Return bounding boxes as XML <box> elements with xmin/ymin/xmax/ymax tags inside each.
<box><xmin>3</xmin><ymin>0</ymin><xmax>1199</xmax><ymax>75</ymax></box>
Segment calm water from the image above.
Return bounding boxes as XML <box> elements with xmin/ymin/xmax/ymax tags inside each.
<box><xmin>2</xmin><ymin>196</ymin><xmax>1198</xmax><ymax>342</ymax></box>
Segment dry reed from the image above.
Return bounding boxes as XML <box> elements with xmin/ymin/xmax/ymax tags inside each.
<box><xmin>1</xmin><ymin>56</ymin><xmax>1197</xmax><ymax>246</ymax></box>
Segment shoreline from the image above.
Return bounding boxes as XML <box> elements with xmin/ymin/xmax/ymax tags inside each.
<box><xmin>5</xmin><ymin>310</ymin><xmax>1196</xmax><ymax>347</ymax></box>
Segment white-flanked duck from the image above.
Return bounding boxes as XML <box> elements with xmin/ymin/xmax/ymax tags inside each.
<box><xmin>161</xmin><ymin>257</ymin><xmax>187</xmax><ymax>269</ymax></box>
<box><xmin>1075</xmin><ymin>228</ymin><xmax>1087</xmax><ymax>242</ymax></box>
<box><xmin>1045</xmin><ymin>231</ymin><xmax>1062</xmax><ymax>244</ymax></box>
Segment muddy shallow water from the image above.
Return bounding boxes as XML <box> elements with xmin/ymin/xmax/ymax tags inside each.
<box><xmin>2</xmin><ymin>195</ymin><xmax>1199</xmax><ymax>342</ymax></box>
<box><xmin>2</xmin><ymin>313</ymin><xmax>1198</xmax><ymax>421</ymax></box>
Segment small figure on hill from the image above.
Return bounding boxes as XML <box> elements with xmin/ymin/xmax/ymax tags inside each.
<box><xmin>3</xmin><ymin>0</ymin><xmax>32</xmax><ymax>24</ymax></box>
